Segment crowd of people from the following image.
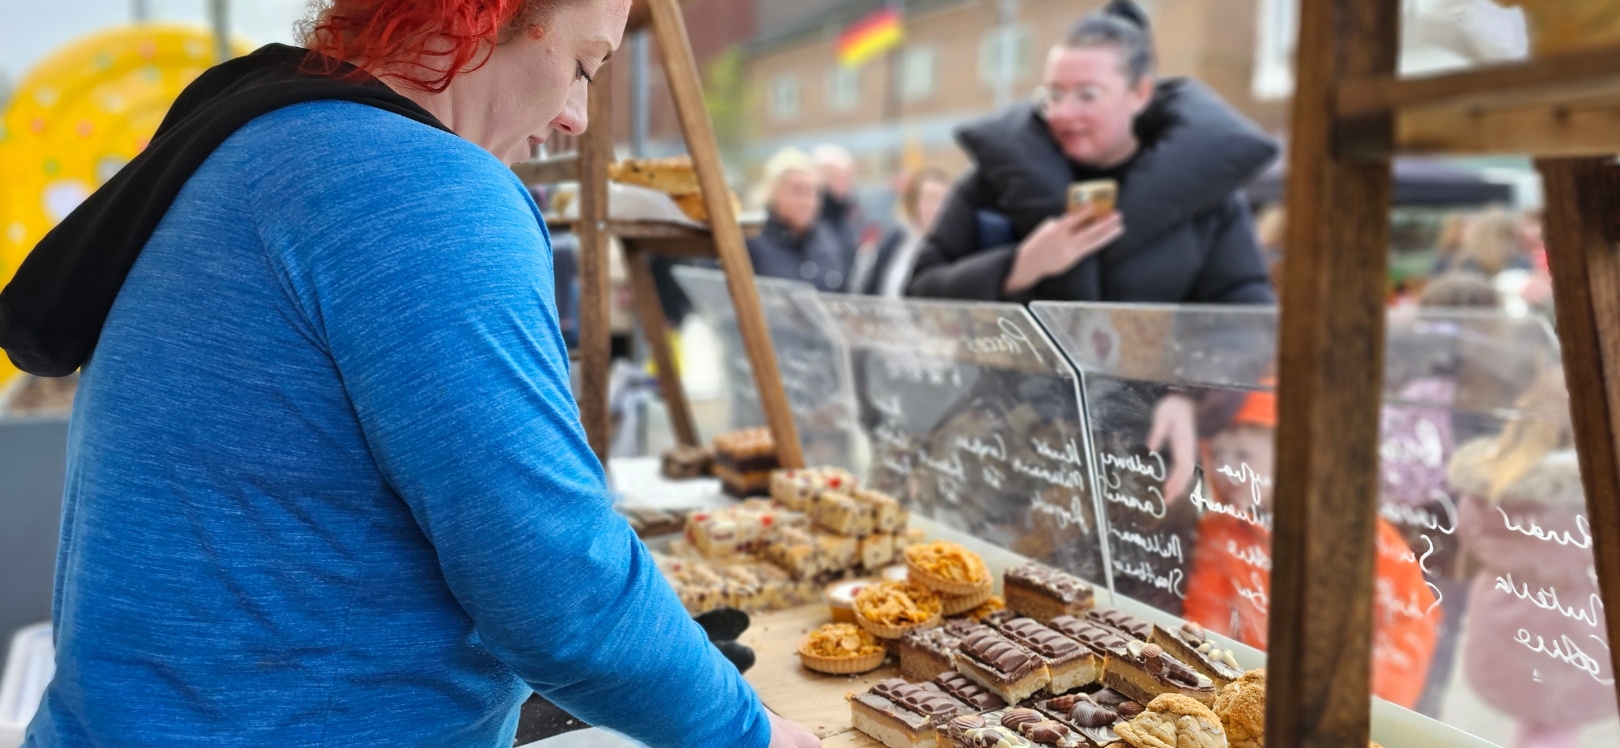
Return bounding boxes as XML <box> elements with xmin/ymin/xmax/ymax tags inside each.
<box><xmin>744</xmin><ymin>0</ymin><xmax>1276</xmax><ymax>308</ymax></box>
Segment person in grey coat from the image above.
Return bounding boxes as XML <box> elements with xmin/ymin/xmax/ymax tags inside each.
<box><xmin>908</xmin><ymin>0</ymin><xmax>1278</xmax><ymax>304</ymax></box>
<box><xmin>747</xmin><ymin>147</ymin><xmax>849</xmax><ymax>292</ymax></box>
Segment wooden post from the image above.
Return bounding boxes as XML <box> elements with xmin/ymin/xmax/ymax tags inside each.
<box><xmin>1267</xmin><ymin>0</ymin><xmax>1398</xmax><ymax>745</ymax></box>
<box><xmin>578</xmin><ymin>58</ymin><xmax>615</xmax><ymax>463</ymax></box>
<box><xmin>624</xmin><ymin>244</ymin><xmax>700</xmax><ymax>447</ymax></box>
<box><xmin>646</xmin><ymin>0</ymin><xmax>806</xmax><ymax>468</ymax></box>
<box><xmin>1535</xmin><ymin>157</ymin><xmax>1620</xmax><ymax>701</ymax></box>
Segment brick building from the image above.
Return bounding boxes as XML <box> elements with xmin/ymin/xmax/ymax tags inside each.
<box><xmin>739</xmin><ymin>0</ymin><xmax>1286</xmax><ymax>187</ymax></box>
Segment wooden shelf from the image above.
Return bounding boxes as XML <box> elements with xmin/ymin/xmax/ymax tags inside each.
<box><xmin>1334</xmin><ymin>43</ymin><xmax>1620</xmax><ymax>158</ymax></box>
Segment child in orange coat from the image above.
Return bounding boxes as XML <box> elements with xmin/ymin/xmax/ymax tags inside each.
<box><xmin>1180</xmin><ymin>388</ymin><xmax>1440</xmax><ymax>708</ymax></box>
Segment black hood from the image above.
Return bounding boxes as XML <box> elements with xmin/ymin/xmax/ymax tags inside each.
<box><xmin>0</xmin><ymin>44</ymin><xmax>450</xmax><ymax>377</ymax></box>
<box><xmin>953</xmin><ymin>78</ymin><xmax>1278</xmax><ymax>300</ymax></box>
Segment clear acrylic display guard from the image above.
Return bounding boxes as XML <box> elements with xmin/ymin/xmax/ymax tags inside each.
<box><xmin>665</xmin><ymin>267</ymin><xmax>1611</xmax><ymax>748</ymax></box>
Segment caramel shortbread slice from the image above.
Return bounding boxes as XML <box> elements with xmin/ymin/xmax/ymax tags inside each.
<box><xmin>851</xmin><ymin>677</ymin><xmax>972</xmax><ymax>748</ymax></box>
<box><xmin>1148</xmin><ymin>622</ymin><xmax>1244</xmax><ymax>688</ymax></box>
<box><xmin>952</xmin><ymin>625</ymin><xmax>1051</xmax><ymax>705</ymax></box>
<box><xmin>900</xmin><ymin>625</ymin><xmax>962</xmax><ymax>682</ymax></box>
<box><xmin>1004</xmin><ymin>561</ymin><xmax>1096</xmax><ymax>622</ymax></box>
<box><xmin>990</xmin><ymin>616</ymin><xmax>1100</xmax><ymax>693</ymax></box>
<box><xmin>1101</xmin><ymin>640</ymin><xmax>1217</xmax><ymax>708</ymax></box>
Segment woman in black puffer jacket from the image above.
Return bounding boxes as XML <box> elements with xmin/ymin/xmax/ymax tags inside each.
<box><xmin>908</xmin><ymin>0</ymin><xmax>1278</xmax><ymax>304</ymax></box>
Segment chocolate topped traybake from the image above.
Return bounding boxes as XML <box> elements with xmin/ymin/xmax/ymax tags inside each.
<box><xmin>712</xmin><ymin>427</ymin><xmax>778</xmax><ymax>496</ymax></box>
<box><xmin>1046</xmin><ymin>615</ymin><xmax>1133</xmax><ymax>659</ymax></box>
<box><xmin>952</xmin><ymin>625</ymin><xmax>1051</xmax><ymax>705</ymax></box>
<box><xmin>932</xmin><ymin>671</ymin><xmax>1006</xmax><ymax>712</ymax></box>
<box><xmin>660</xmin><ymin>444</ymin><xmax>714</xmax><ymax>479</ymax></box>
<box><xmin>851</xmin><ymin>677</ymin><xmax>973</xmax><ymax>748</ymax></box>
<box><xmin>1031</xmin><ymin>690</ymin><xmax>1138</xmax><ymax>747</ymax></box>
<box><xmin>900</xmin><ymin>625</ymin><xmax>962</xmax><ymax>682</ymax></box>
<box><xmin>1003</xmin><ymin>561</ymin><xmax>1095</xmax><ymax>622</ymax></box>
<box><xmin>1147</xmin><ymin>621</ymin><xmax>1244</xmax><ymax>688</ymax></box>
<box><xmin>1100</xmin><ymin>640</ymin><xmax>1216</xmax><ymax>707</ymax></box>
<box><xmin>990</xmin><ymin>616</ymin><xmax>1100</xmax><ymax>693</ymax></box>
<box><xmin>938</xmin><ymin>708</ymin><xmax>1082</xmax><ymax>747</ymax></box>
<box><xmin>1085</xmin><ymin>607</ymin><xmax>1151</xmax><ymax>641</ymax></box>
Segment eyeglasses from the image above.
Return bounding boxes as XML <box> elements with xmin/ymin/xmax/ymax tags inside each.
<box><xmin>1033</xmin><ymin>84</ymin><xmax>1106</xmax><ymax>113</ymax></box>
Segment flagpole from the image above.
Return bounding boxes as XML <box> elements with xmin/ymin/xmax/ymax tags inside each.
<box><xmin>882</xmin><ymin>0</ymin><xmax>904</xmax><ymax>177</ymax></box>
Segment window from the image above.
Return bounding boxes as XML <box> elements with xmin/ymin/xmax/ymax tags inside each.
<box><xmin>977</xmin><ymin>26</ymin><xmax>1033</xmax><ymax>87</ymax></box>
<box><xmin>827</xmin><ymin>65</ymin><xmax>861</xmax><ymax>111</ymax></box>
<box><xmin>769</xmin><ymin>73</ymin><xmax>801</xmax><ymax>120</ymax></box>
<box><xmin>899</xmin><ymin>45</ymin><xmax>938</xmax><ymax>102</ymax></box>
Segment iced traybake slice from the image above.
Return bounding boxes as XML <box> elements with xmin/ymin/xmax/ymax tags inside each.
<box><xmin>1147</xmin><ymin>622</ymin><xmax>1244</xmax><ymax>689</ymax></box>
<box><xmin>851</xmin><ymin>487</ymin><xmax>909</xmax><ymax>533</ymax></box>
<box><xmin>990</xmin><ymin>616</ymin><xmax>1100</xmax><ymax>693</ymax></box>
<box><xmin>900</xmin><ymin>625</ymin><xmax>963</xmax><ymax>681</ymax></box>
<box><xmin>1113</xmin><ymin>693</ymin><xmax>1227</xmax><ymax>748</ymax></box>
<box><xmin>851</xmin><ymin>677</ymin><xmax>972</xmax><ymax>748</ymax></box>
<box><xmin>660</xmin><ymin>444</ymin><xmax>713</xmax><ymax>478</ymax></box>
<box><xmin>1101</xmin><ymin>641</ymin><xmax>1217</xmax><ymax>707</ymax></box>
<box><xmin>769</xmin><ymin>466</ymin><xmax>857</xmax><ymax>510</ymax></box>
<box><xmin>1004</xmin><ymin>561</ymin><xmax>1096</xmax><ymax>622</ymax></box>
<box><xmin>861</xmin><ymin>532</ymin><xmax>898</xmax><ymax>570</ymax></box>
<box><xmin>811</xmin><ymin>489</ymin><xmax>879</xmax><ymax>536</ymax></box>
<box><xmin>1086</xmin><ymin>607</ymin><xmax>1152</xmax><ymax>641</ymax></box>
<box><xmin>952</xmin><ymin>624</ymin><xmax>1051</xmax><ymax>704</ymax></box>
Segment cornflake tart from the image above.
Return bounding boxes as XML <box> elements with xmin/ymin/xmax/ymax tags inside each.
<box><xmin>855</xmin><ymin>580</ymin><xmax>944</xmax><ymax>639</ymax></box>
<box><xmin>798</xmin><ymin>622</ymin><xmax>886</xmax><ymax>675</ymax></box>
<box><xmin>905</xmin><ymin>541</ymin><xmax>992</xmax><ymax>596</ymax></box>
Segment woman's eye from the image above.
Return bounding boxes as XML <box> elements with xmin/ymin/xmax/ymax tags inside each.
<box><xmin>576</xmin><ymin>61</ymin><xmax>594</xmax><ymax>84</ymax></box>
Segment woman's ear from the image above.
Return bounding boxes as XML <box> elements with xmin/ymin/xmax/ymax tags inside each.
<box><xmin>526</xmin><ymin>24</ymin><xmax>546</xmax><ymax>41</ymax></box>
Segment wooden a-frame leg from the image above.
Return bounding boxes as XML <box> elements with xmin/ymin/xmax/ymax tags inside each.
<box><xmin>646</xmin><ymin>0</ymin><xmax>805</xmax><ymax>468</ymax></box>
<box><xmin>1266</xmin><ymin>1</ymin><xmax>1398</xmax><ymax>746</ymax></box>
<box><xmin>578</xmin><ymin>58</ymin><xmax>615</xmax><ymax>463</ymax></box>
<box><xmin>624</xmin><ymin>243</ymin><xmax>699</xmax><ymax>447</ymax></box>
<box><xmin>1535</xmin><ymin>157</ymin><xmax>1620</xmax><ymax>701</ymax></box>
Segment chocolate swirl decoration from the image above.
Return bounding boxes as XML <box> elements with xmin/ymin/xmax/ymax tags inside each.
<box><xmin>948</xmin><ymin>714</ymin><xmax>988</xmax><ymax>739</ymax></box>
<box><xmin>999</xmin><ymin>708</ymin><xmax>1043</xmax><ymax>732</ymax></box>
<box><xmin>963</xmin><ymin>726</ymin><xmax>1033</xmax><ymax>748</ymax></box>
<box><xmin>1069</xmin><ymin>700</ymin><xmax>1118</xmax><ymax>728</ymax></box>
<box><xmin>1021</xmin><ymin>720</ymin><xmax>1071</xmax><ymax>742</ymax></box>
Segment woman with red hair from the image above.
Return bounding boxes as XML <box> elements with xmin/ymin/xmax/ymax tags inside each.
<box><xmin>5</xmin><ymin>2</ymin><xmax>816</xmax><ymax>746</ymax></box>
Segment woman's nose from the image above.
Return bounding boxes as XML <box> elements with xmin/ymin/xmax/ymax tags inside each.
<box><xmin>551</xmin><ymin>83</ymin><xmax>589</xmax><ymax>136</ymax></box>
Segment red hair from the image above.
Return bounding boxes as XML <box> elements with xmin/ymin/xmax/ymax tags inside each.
<box><xmin>304</xmin><ymin>0</ymin><xmax>553</xmax><ymax>93</ymax></box>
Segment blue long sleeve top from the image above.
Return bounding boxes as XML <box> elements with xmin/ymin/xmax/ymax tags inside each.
<box><xmin>25</xmin><ymin>101</ymin><xmax>770</xmax><ymax>748</ymax></box>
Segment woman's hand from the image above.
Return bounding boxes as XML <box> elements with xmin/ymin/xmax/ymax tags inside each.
<box><xmin>767</xmin><ymin>710</ymin><xmax>821</xmax><ymax>748</ymax></box>
<box><xmin>1003</xmin><ymin>208</ymin><xmax>1125</xmax><ymax>296</ymax></box>
<box><xmin>1146</xmin><ymin>393</ymin><xmax>1199</xmax><ymax>505</ymax></box>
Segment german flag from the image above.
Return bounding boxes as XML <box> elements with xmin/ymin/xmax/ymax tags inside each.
<box><xmin>837</xmin><ymin>8</ymin><xmax>905</xmax><ymax>67</ymax></box>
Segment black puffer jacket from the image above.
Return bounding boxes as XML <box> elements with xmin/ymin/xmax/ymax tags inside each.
<box><xmin>907</xmin><ymin>78</ymin><xmax>1278</xmax><ymax>303</ymax></box>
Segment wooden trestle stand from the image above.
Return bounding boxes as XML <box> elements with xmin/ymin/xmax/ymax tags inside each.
<box><xmin>1273</xmin><ymin>3</ymin><xmax>1620</xmax><ymax>747</ymax></box>
<box><xmin>521</xmin><ymin>0</ymin><xmax>805</xmax><ymax>469</ymax></box>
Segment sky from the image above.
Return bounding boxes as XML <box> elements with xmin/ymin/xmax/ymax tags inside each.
<box><xmin>0</xmin><ymin>0</ymin><xmax>310</xmax><ymax>90</ymax></box>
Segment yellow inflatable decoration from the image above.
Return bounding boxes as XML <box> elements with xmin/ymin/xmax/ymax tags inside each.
<box><xmin>0</xmin><ymin>25</ymin><xmax>251</xmax><ymax>385</ymax></box>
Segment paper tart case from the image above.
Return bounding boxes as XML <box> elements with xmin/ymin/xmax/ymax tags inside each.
<box><xmin>941</xmin><ymin>578</ymin><xmax>995</xmax><ymax>616</ymax></box>
<box><xmin>798</xmin><ymin>645</ymin><xmax>887</xmax><ymax>675</ymax></box>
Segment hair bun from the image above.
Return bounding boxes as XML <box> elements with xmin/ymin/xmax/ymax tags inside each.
<box><xmin>1102</xmin><ymin>0</ymin><xmax>1151</xmax><ymax>31</ymax></box>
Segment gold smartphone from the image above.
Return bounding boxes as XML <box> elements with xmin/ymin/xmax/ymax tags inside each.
<box><xmin>1067</xmin><ymin>179</ymin><xmax>1118</xmax><ymax>215</ymax></box>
